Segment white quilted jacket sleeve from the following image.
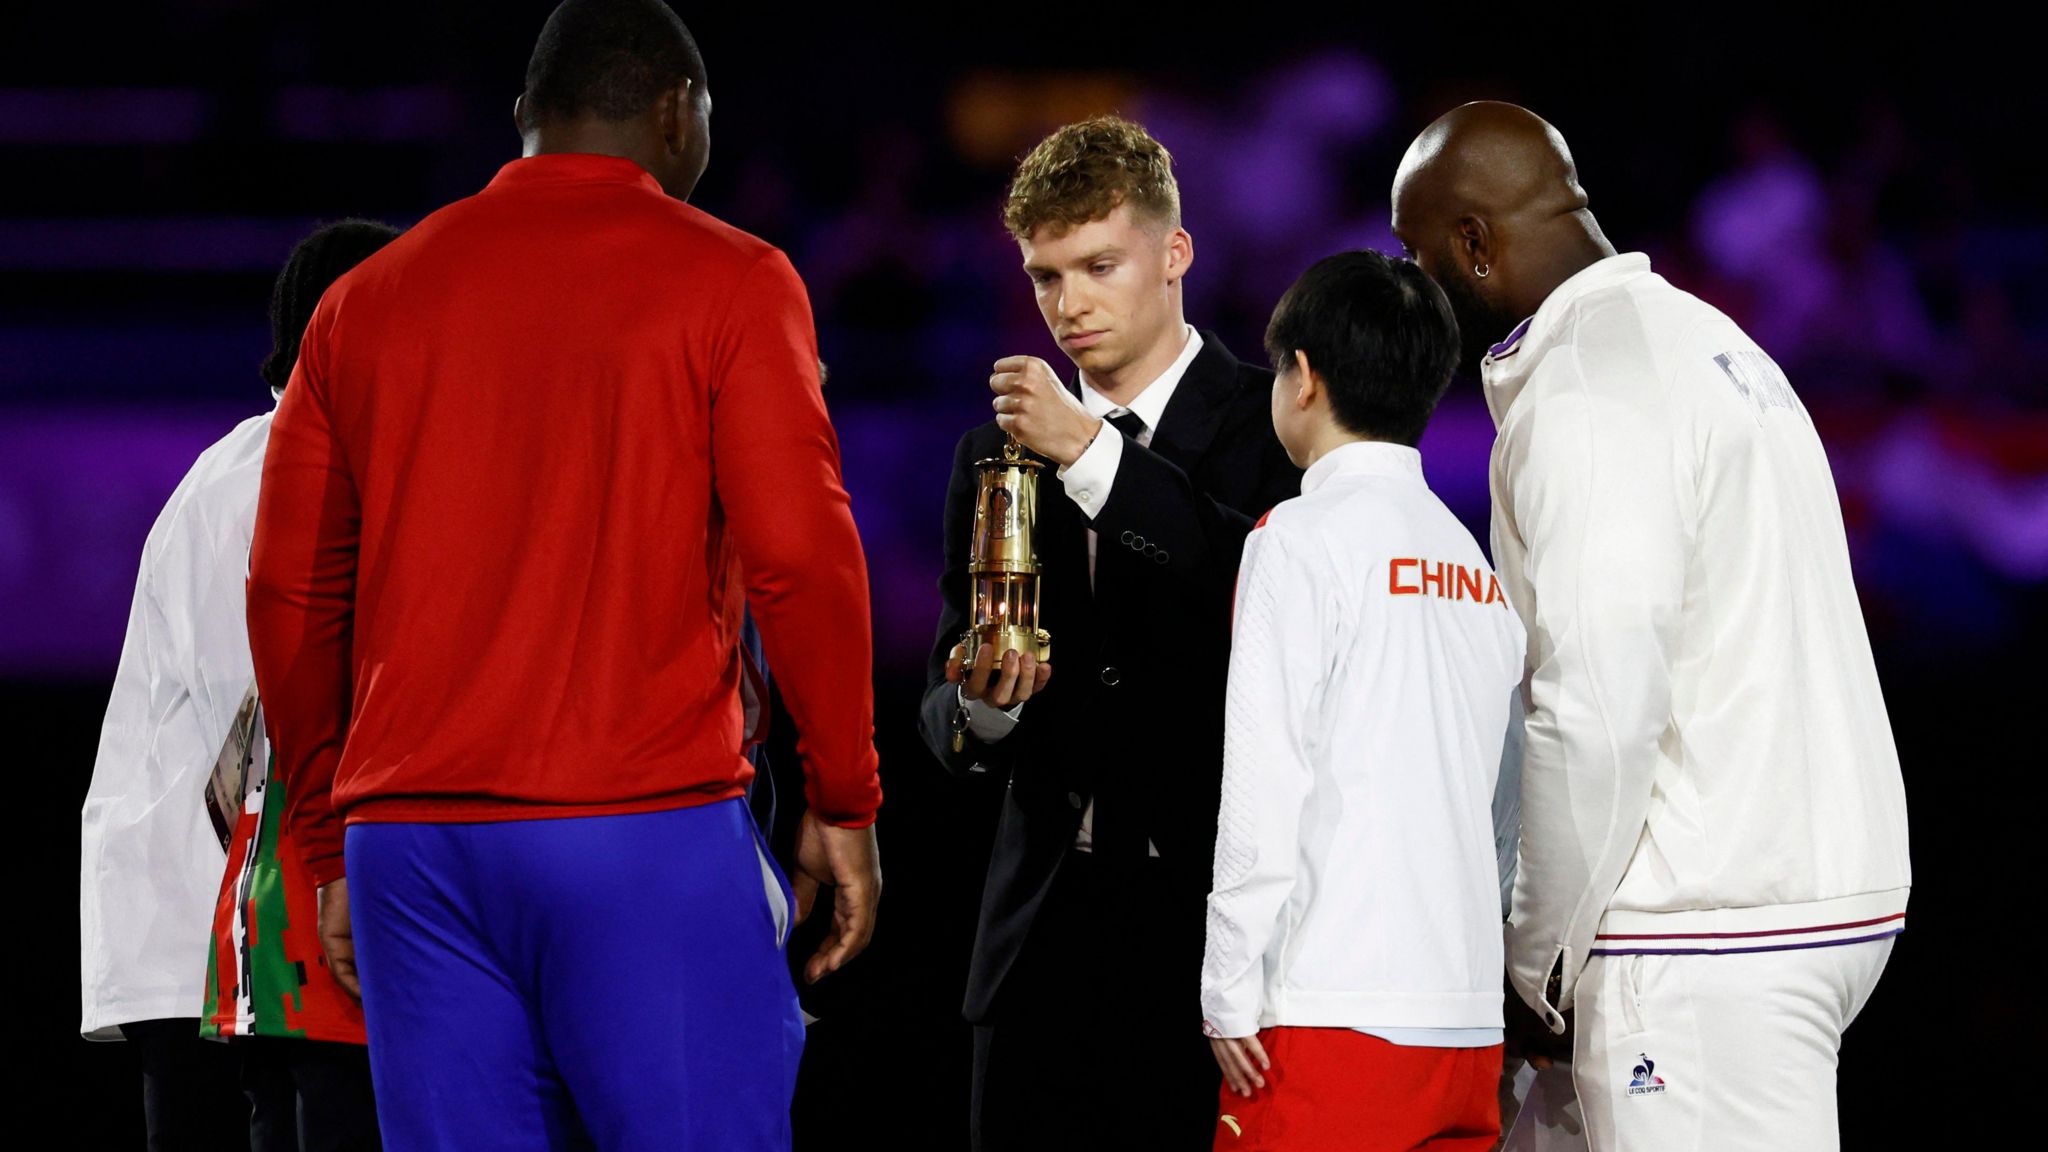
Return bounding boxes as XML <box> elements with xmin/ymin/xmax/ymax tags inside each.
<box><xmin>1200</xmin><ymin>522</ymin><xmax>1325</xmax><ymax>1039</ymax></box>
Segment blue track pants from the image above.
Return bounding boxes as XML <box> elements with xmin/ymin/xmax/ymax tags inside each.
<box><xmin>346</xmin><ymin>799</ymin><xmax>802</xmax><ymax>1151</ymax></box>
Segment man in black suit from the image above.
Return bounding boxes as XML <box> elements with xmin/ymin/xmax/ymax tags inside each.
<box><xmin>917</xmin><ymin>116</ymin><xmax>1300</xmax><ymax>1151</ymax></box>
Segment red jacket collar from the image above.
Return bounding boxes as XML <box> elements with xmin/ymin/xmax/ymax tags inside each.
<box><xmin>484</xmin><ymin>153</ymin><xmax>663</xmax><ymax>195</ymax></box>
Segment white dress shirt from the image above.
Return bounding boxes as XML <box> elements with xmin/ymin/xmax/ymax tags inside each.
<box><xmin>79</xmin><ymin>409</ymin><xmax>273</xmax><ymax>1038</ymax></box>
<box><xmin>962</xmin><ymin>326</ymin><xmax>1202</xmax><ymax>854</ymax></box>
<box><xmin>1200</xmin><ymin>441</ymin><xmax>1526</xmax><ymax>1041</ymax></box>
<box><xmin>1486</xmin><ymin>253</ymin><xmax>1911</xmax><ymax>1029</ymax></box>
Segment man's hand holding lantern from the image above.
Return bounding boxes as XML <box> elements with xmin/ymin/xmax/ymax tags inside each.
<box><xmin>990</xmin><ymin>355</ymin><xmax>1103</xmax><ymax>467</ymax></box>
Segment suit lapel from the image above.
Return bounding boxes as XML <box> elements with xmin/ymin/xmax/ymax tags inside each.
<box><xmin>1045</xmin><ymin>333</ymin><xmax>1249</xmax><ymax>636</ymax></box>
<box><xmin>1147</xmin><ymin>331</ymin><xmax>1245</xmax><ymax>473</ymax></box>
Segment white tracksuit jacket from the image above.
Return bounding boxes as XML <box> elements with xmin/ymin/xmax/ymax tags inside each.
<box><xmin>1485</xmin><ymin>254</ymin><xmax>1911</xmax><ymax>1031</ymax></box>
<box><xmin>1201</xmin><ymin>441</ymin><xmax>1526</xmax><ymax>1038</ymax></box>
<box><xmin>79</xmin><ymin>410</ymin><xmax>272</xmax><ymax>1038</ymax></box>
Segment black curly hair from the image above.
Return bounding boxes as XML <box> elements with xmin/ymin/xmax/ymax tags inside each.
<box><xmin>261</xmin><ymin>219</ymin><xmax>402</xmax><ymax>395</ymax></box>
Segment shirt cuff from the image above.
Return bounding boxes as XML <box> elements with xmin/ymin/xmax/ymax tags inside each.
<box><xmin>958</xmin><ymin>683</ymin><xmax>1025</xmax><ymax>742</ymax></box>
<box><xmin>1056</xmin><ymin>420</ymin><xmax>1122</xmax><ymax>520</ymax></box>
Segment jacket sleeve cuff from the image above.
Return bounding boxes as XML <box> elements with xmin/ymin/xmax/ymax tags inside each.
<box><xmin>1055</xmin><ymin>421</ymin><xmax>1121</xmax><ymax>520</ymax></box>
<box><xmin>807</xmin><ymin>747</ymin><xmax>885</xmax><ymax>829</ymax></box>
<box><xmin>1200</xmin><ymin>1003</ymin><xmax>1260</xmax><ymax>1039</ymax></box>
<box><xmin>958</xmin><ymin>683</ymin><xmax>1024</xmax><ymax>741</ymax></box>
<box><xmin>1508</xmin><ymin>943</ymin><xmax>1572</xmax><ymax>1032</ymax></box>
<box><xmin>306</xmin><ymin>852</ymin><xmax>346</xmax><ymax>890</ymax></box>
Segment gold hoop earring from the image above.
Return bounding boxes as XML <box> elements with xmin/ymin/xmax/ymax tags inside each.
<box><xmin>1474</xmin><ymin>263</ymin><xmax>1490</xmax><ymax>279</ymax></box>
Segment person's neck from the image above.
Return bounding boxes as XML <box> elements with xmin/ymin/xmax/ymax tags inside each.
<box><xmin>1511</xmin><ymin>215</ymin><xmax>1618</xmax><ymax>322</ymax></box>
<box><xmin>523</xmin><ymin>121</ymin><xmax>660</xmax><ymax>175</ymax></box>
<box><xmin>1082</xmin><ymin>320</ymin><xmax>1191</xmax><ymax>408</ymax></box>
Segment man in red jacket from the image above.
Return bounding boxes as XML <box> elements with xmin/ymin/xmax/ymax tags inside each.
<box><xmin>246</xmin><ymin>2</ymin><xmax>882</xmax><ymax>1147</ymax></box>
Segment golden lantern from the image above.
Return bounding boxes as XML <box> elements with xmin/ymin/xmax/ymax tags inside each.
<box><xmin>961</xmin><ymin>436</ymin><xmax>1053</xmax><ymax>669</ymax></box>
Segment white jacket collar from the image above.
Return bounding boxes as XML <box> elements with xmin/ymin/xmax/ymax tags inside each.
<box><xmin>1301</xmin><ymin>439</ymin><xmax>1424</xmax><ymax>496</ymax></box>
<box><xmin>1481</xmin><ymin>252</ymin><xmax>1653</xmax><ymax>427</ymax></box>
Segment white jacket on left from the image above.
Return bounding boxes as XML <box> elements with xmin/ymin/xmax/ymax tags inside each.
<box><xmin>1201</xmin><ymin>442</ymin><xmax>1526</xmax><ymax>1038</ymax></box>
<box><xmin>79</xmin><ymin>410</ymin><xmax>271</xmax><ymax>1039</ymax></box>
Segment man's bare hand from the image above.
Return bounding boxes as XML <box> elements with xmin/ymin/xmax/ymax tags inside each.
<box><xmin>991</xmin><ymin>355</ymin><xmax>1101</xmax><ymax>466</ymax></box>
<box><xmin>789</xmin><ymin>812</ymin><xmax>881</xmax><ymax>985</ymax></box>
<box><xmin>317</xmin><ymin>879</ymin><xmax>360</xmax><ymax>1002</ymax></box>
<box><xmin>947</xmin><ymin>642</ymin><xmax>1052</xmax><ymax>708</ymax></box>
<box><xmin>1211</xmin><ymin>1034</ymin><xmax>1271</xmax><ymax>1098</ymax></box>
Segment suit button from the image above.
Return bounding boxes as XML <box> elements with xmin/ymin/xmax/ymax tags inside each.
<box><xmin>1100</xmin><ymin>666</ymin><xmax>1121</xmax><ymax>686</ymax></box>
<box><xmin>1068</xmin><ymin>791</ymin><xmax>1084</xmax><ymax>809</ymax></box>
<box><xmin>1120</xmin><ymin>530</ymin><xmax>1135</xmax><ymax>545</ymax></box>
<box><xmin>1154</xmin><ymin>551</ymin><xmax>1170</xmax><ymax>565</ymax></box>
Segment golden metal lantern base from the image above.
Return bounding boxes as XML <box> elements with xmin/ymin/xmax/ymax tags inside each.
<box><xmin>961</xmin><ymin>625</ymin><xmax>1052</xmax><ymax>666</ymax></box>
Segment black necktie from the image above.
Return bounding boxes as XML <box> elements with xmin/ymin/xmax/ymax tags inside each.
<box><xmin>1106</xmin><ymin>408</ymin><xmax>1147</xmax><ymax>442</ymax></box>
<box><xmin>1091</xmin><ymin>406</ymin><xmax>1151</xmax><ymax>865</ymax></box>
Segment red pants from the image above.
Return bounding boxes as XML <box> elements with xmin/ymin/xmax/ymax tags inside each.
<box><xmin>1213</xmin><ymin>1028</ymin><xmax>1501</xmax><ymax>1151</ymax></box>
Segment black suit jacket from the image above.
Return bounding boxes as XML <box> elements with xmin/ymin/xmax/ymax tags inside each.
<box><xmin>917</xmin><ymin>332</ymin><xmax>1301</xmax><ymax>1023</ymax></box>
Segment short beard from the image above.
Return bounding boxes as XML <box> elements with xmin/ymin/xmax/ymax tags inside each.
<box><xmin>1436</xmin><ymin>268</ymin><xmax>1521</xmax><ymax>375</ymax></box>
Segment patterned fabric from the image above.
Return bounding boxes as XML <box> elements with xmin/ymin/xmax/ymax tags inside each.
<box><xmin>200</xmin><ymin>714</ymin><xmax>365</xmax><ymax>1043</ymax></box>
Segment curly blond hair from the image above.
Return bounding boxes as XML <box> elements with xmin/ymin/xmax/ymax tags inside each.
<box><xmin>1003</xmin><ymin>116</ymin><xmax>1181</xmax><ymax>241</ymax></box>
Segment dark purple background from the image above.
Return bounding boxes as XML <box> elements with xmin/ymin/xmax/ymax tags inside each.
<box><xmin>8</xmin><ymin>4</ymin><xmax>2039</xmax><ymax>1146</ymax></box>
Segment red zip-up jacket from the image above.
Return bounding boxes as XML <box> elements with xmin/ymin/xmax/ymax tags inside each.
<box><xmin>248</xmin><ymin>153</ymin><xmax>882</xmax><ymax>887</ymax></box>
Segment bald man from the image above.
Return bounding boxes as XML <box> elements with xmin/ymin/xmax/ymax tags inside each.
<box><xmin>1390</xmin><ymin>103</ymin><xmax>1910</xmax><ymax>1152</ymax></box>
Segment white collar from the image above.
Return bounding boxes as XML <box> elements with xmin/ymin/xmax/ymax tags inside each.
<box><xmin>1301</xmin><ymin>439</ymin><xmax>1424</xmax><ymax>495</ymax></box>
<box><xmin>1481</xmin><ymin>252</ymin><xmax>1653</xmax><ymax>426</ymax></box>
<box><xmin>1077</xmin><ymin>325</ymin><xmax>1202</xmax><ymax>432</ymax></box>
